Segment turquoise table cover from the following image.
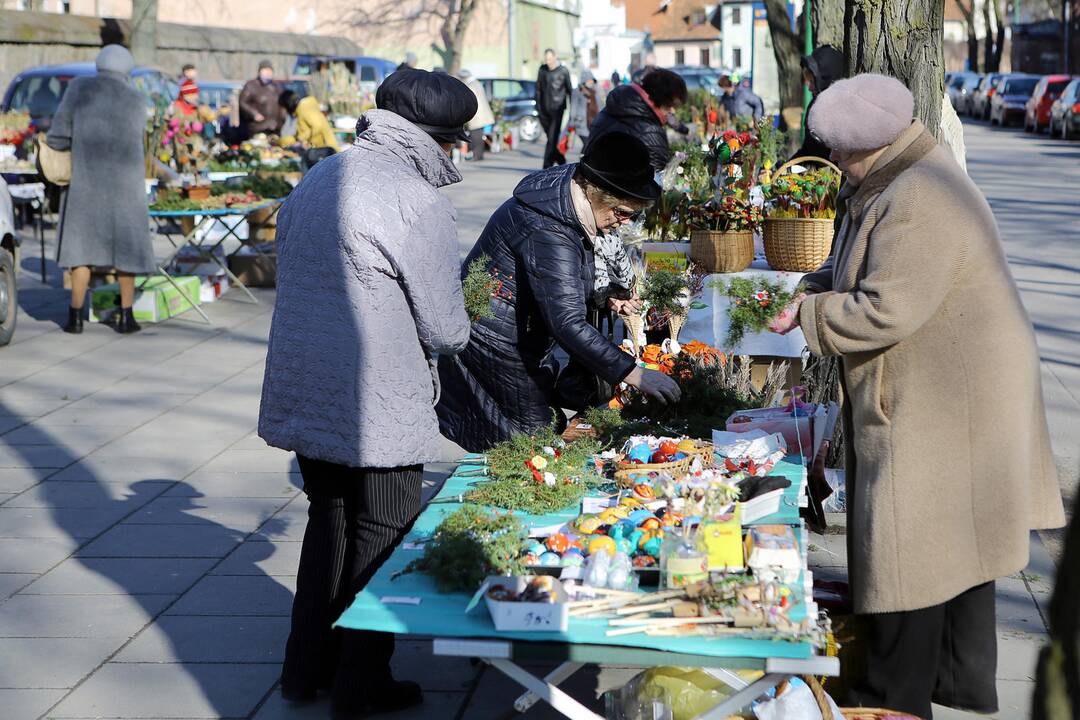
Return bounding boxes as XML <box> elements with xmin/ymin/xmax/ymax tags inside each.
<box><xmin>335</xmin><ymin>457</ymin><xmax>816</xmax><ymax>661</ymax></box>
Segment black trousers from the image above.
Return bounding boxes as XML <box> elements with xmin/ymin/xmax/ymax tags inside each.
<box><xmin>849</xmin><ymin>581</ymin><xmax>998</xmax><ymax>719</ymax></box>
<box><xmin>541</xmin><ymin>110</ymin><xmax>566</xmax><ymax>168</ymax></box>
<box><xmin>281</xmin><ymin>456</ymin><xmax>423</xmax><ymax>695</ymax></box>
<box><xmin>469</xmin><ymin>128</ymin><xmax>485</xmax><ymax>160</ymax></box>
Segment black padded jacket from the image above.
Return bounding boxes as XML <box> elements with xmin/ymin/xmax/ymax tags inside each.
<box><xmin>436</xmin><ymin>164</ymin><xmax>637</xmax><ymax>452</ymax></box>
<box><xmin>585</xmin><ymin>84</ymin><xmax>670</xmax><ymax>171</ymax></box>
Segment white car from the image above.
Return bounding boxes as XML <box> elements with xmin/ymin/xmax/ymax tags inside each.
<box><xmin>0</xmin><ymin>176</ymin><xmax>18</xmax><ymax>346</ymax></box>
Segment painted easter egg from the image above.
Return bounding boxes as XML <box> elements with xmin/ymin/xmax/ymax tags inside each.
<box><xmin>539</xmin><ymin>552</ymin><xmax>562</xmax><ymax>566</ymax></box>
<box><xmin>588</xmin><ymin>535</ymin><xmax>617</xmax><ymax>556</ymax></box>
<box><xmin>658</xmin><ymin>440</ymin><xmax>679</xmax><ymax>456</ymax></box>
<box><xmin>628</xmin><ymin>444</ymin><xmax>652</xmax><ymax>464</ymax></box>
<box><xmin>546</xmin><ymin>534</ymin><xmax>570</xmax><ymax>553</ymax></box>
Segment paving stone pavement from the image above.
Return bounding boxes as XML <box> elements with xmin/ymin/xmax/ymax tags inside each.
<box><xmin>0</xmin><ymin>127</ymin><xmax>1075</xmax><ymax>719</ymax></box>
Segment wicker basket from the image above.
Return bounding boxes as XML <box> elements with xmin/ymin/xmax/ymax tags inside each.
<box><xmin>778</xmin><ymin>675</ymin><xmax>919</xmax><ymax>720</ymax></box>
<box><xmin>668</xmin><ymin>311</ymin><xmax>688</xmax><ymax>344</ymax></box>
<box><xmin>690</xmin><ymin>229</ymin><xmax>754</xmax><ymax>273</ymax></box>
<box><xmin>613</xmin><ymin>441</ymin><xmax>714</xmax><ymax>487</ymax></box>
<box><xmin>762</xmin><ymin>156</ymin><xmax>841</xmax><ymax>272</ymax></box>
<box><xmin>762</xmin><ymin>217</ymin><xmax>835</xmax><ymax>272</ymax></box>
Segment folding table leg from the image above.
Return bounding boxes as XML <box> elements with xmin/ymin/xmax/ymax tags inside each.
<box><xmin>513</xmin><ymin>661</ymin><xmax>585</xmax><ymax>713</ymax></box>
<box><xmin>156</xmin><ymin>267</ymin><xmax>211</xmax><ymax>324</ymax></box>
<box><xmin>691</xmin><ymin>672</ymin><xmax>786</xmax><ymax>720</ymax></box>
<box><xmin>488</xmin><ymin>658</ymin><xmax>604</xmax><ymax>720</ymax></box>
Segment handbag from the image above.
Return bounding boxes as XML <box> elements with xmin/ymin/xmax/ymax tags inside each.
<box><xmin>35</xmin><ymin>134</ymin><xmax>71</xmax><ymax>187</ymax></box>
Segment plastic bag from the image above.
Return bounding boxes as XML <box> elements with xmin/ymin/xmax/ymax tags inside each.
<box><xmin>607</xmin><ymin>667</ymin><xmax>752</xmax><ymax>720</ymax></box>
<box><xmin>753</xmin><ymin>677</ymin><xmax>842</xmax><ymax>720</ymax></box>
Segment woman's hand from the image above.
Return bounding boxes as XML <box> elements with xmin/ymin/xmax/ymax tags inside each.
<box><xmin>768</xmin><ymin>293</ymin><xmax>807</xmax><ymax>335</ymax></box>
<box><xmin>608</xmin><ymin>295</ymin><xmax>643</xmax><ymax>316</ymax></box>
<box><xmin>625</xmin><ymin>366</ymin><xmax>681</xmax><ymax>405</ymax></box>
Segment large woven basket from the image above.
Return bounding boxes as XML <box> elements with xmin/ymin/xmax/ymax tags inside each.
<box><xmin>762</xmin><ymin>216</ymin><xmax>834</xmax><ymax>271</ymax></box>
<box><xmin>690</xmin><ymin>229</ymin><xmax>754</xmax><ymax>273</ymax></box>
<box><xmin>762</xmin><ymin>156</ymin><xmax>841</xmax><ymax>272</ymax></box>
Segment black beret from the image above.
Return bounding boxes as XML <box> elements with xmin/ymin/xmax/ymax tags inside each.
<box><xmin>376</xmin><ymin>68</ymin><xmax>478</xmax><ymax>143</ymax></box>
<box><xmin>578</xmin><ymin>132</ymin><xmax>660</xmax><ymax>202</ymax></box>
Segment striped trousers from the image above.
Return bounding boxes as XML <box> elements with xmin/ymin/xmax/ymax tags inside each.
<box><xmin>281</xmin><ymin>456</ymin><xmax>423</xmax><ymax>696</ymax></box>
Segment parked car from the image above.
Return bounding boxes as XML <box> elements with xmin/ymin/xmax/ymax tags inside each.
<box><xmin>479</xmin><ymin>78</ymin><xmax>541</xmax><ymax>143</ymax></box>
<box><xmin>1</xmin><ymin>63</ymin><xmax>177</xmax><ymax>131</ymax></box>
<box><xmin>292</xmin><ymin>55</ymin><xmax>397</xmax><ymax>91</ymax></box>
<box><xmin>1049</xmin><ymin>78</ymin><xmax>1080</xmax><ymax>139</ymax></box>
<box><xmin>1024</xmin><ymin>75</ymin><xmax>1072</xmax><ymax>132</ymax></box>
<box><xmin>0</xmin><ymin>176</ymin><xmax>17</xmax><ymax>347</ymax></box>
<box><xmin>669</xmin><ymin>65</ymin><xmax>725</xmax><ymax>96</ymax></box>
<box><xmin>954</xmin><ymin>74</ymin><xmax>984</xmax><ymax>115</ymax></box>
<box><xmin>971</xmin><ymin>73</ymin><xmax>1004</xmax><ymax>119</ymax></box>
<box><xmin>947</xmin><ymin>72</ymin><xmax>979</xmax><ymax>110</ymax></box>
<box><xmin>198</xmin><ymin>80</ymin><xmax>241</xmax><ymax>113</ymax></box>
<box><xmin>990</xmin><ymin>74</ymin><xmax>1039</xmax><ymax>126</ymax></box>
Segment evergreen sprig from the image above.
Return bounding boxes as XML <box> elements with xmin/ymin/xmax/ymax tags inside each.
<box><xmin>462</xmin><ymin>254</ymin><xmax>496</xmax><ymax>322</ymax></box>
<box><xmin>717</xmin><ymin>277</ymin><xmax>803</xmax><ymax>348</ymax></box>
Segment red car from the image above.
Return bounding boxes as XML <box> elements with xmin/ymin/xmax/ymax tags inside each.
<box><xmin>1024</xmin><ymin>75</ymin><xmax>1072</xmax><ymax>133</ymax></box>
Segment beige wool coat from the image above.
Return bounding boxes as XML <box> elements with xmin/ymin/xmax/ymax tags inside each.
<box><xmin>799</xmin><ymin>121</ymin><xmax>1065</xmax><ymax>614</ymax></box>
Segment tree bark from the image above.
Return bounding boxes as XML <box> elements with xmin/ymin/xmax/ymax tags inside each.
<box><xmin>955</xmin><ymin>0</ymin><xmax>980</xmax><ymax>70</ymax></box>
<box><xmin>129</xmin><ymin>0</ymin><xmax>158</xmax><ymax>66</ymax></box>
<box><xmin>845</xmin><ymin>0</ymin><xmax>946</xmax><ymax>136</ymax></box>
<box><xmin>812</xmin><ymin>0</ymin><xmax>848</xmax><ymax>49</ymax></box>
<box><xmin>763</xmin><ymin>0</ymin><xmax>805</xmax><ymax>111</ymax></box>
<box><xmin>982</xmin><ymin>0</ymin><xmax>996</xmax><ymax>71</ymax></box>
<box><xmin>991</xmin><ymin>0</ymin><xmax>1006</xmax><ymax>71</ymax></box>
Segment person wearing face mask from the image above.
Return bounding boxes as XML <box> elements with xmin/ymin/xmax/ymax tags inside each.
<box><xmin>585</xmin><ymin>68</ymin><xmax>688</xmax><ymax>172</ymax></box>
<box><xmin>239</xmin><ymin>60</ymin><xmax>285</xmax><ymax>136</ymax></box>
<box><xmin>436</xmin><ymin>132</ymin><xmax>681</xmax><ymax>452</ymax></box>
<box><xmin>260</xmin><ymin>68</ymin><xmax>477</xmax><ymax>716</ymax></box>
<box><xmin>768</xmin><ymin>73</ymin><xmax>1065</xmax><ymax>719</ymax></box>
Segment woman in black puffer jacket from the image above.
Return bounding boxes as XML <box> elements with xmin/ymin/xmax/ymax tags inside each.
<box><xmin>585</xmin><ymin>69</ymin><xmax>688</xmax><ymax>171</ymax></box>
<box><xmin>436</xmin><ymin>133</ymin><xmax>681</xmax><ymax>452</ymax></box>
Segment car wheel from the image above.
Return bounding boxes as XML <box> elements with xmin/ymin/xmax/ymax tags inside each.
<box><xmin>1023</xmin><ymin>116</ymin><xmax>1031</xmax><ymax>132</ymax></box>
<box><xmin>1065</xmin><ymin>119</ymin><xmax>1074</xmax><ymax>141</ymax></box>
<box><xmin>0</xmin><ymin>247</ymin><xmax>16</xmax><ymax>347</ymax></box>
<box><xmin>517</xmin><ymin>116</ymin><xmax>541</xmax><ymax>143</ymax></box>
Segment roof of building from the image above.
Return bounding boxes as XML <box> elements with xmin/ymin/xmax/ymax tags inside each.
<box><xmin>619</xmin><ymin>0</ymin><xmax>720</xmax><ymax>40</ymax></box>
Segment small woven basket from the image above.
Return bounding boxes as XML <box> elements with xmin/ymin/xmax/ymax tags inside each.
<box><xmin>690</xmin><ymin>229</ymin><xmax>755</xmax><ymax>273</ymax></box>
<box><xmin>620</xmin><ymin>312</ymin><xmax>647</xmax><ymax>356</ymax></box>
<box><xmin>668</xmin><ymin>311</ymin><xmax>688</xmax><ymax>344</ymax></box>
<box><xmin>613</xmin><ymin>441</ymin><xmax>714</xmax><ymax>488</ymax></box>
<box><xmin>762</xmin><ymin>156</ymin><xmax>841</xmax><ymax>272</ymax></box>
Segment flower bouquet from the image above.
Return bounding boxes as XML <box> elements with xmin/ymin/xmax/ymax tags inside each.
<box><xmin>716</xmin><ymin>276</ymin><xmax>805</xmax><ymax>348</ymax></box>
<box><xmin>760</xmin><ymin>160</ymin><xmax>842</xmax><ymax>272</ymax></box>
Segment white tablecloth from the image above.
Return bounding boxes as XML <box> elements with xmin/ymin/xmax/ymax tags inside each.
<box><xmin>682</xmin><ymin>259</ymin><xmax>807</xmax><ymax>357</ymax></box>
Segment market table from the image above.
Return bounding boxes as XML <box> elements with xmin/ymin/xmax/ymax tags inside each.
<box><xmin>147</xmin><ymin>198</ymin><xmax>283</xmax><ymax>323</ymax></box>
<box><xmin>335</xmin><ymin>457</ymin><xmax>835</xmax><ymax>720</ymax></box>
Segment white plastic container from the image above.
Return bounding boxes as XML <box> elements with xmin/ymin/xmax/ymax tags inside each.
<box><xmin>483</xmin><ymin>576</ymin><xmax>569</xmax><ymax>633</ymax></box>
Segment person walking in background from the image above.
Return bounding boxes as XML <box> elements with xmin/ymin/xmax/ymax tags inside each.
<box><xmin>456</xmin><ymin>69</ymin><xmax>495</xmax><ymax>161</ymax></box>
<box><xmin>259</xmin><ymin>68</ymin><xmax>477</xmax><ymax>717</ymax></box>
<box><xmin>46</xmin><ymin>45</ymin><xmax>154</xmax><ymax>335</ymax></box>
<box><xmin>535</xmin><ymin>49</ymin><xmax>572</xmax><ymax>168</ymax></box>
<box><xmin>790</xmin><ymin>45</ymin><xmax>844</xmax><ymax>161</ymax></box>
<box><xmin>566</xmin><ymin>70</ymin><xmax>599</xmax><ymax>150</ymax></box>
<box><xmin>719</xmin><ymin>74</ymin><xmax>764</xmax><ymax>122</ymax></box>
<box><xmin>586</xmin><ymin>67</ymin><xmax>688</xmax><ymax>171</ymax></box>
<box><xmin>240</xmin><ymin>60</ymin><xmax>285</xmax><ymax>136</ymax></box>
<box><xmin>181</xmin><ymin>63</ymin><xmax>197</xmax><ymax>83</ymax></box>
<box><xmin>769</xmin><ymin>73</ymin><xmax>1065</xmax><ymax>718</ymax></box>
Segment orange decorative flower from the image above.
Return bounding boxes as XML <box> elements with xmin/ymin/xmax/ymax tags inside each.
<box><xmin>681</xmin><ymin>340</ymin><xmax>727</xmax><ymax>366</ymax></box>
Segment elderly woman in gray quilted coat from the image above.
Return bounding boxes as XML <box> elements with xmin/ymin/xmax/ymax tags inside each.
<box><xmin>258</xmin><ymin>69</ymin><xmax>476</xmax><ymax>715</ymax></box>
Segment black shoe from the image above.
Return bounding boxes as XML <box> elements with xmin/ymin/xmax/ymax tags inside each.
<box><xmin>63</xmin><ymin>306</ymin><xmax>84</xmax><ymax>334</ymax></box>
<box><xmin>279</xmin><ymin>683</ymin><xmax>317</xmax><ymax>705</ymax></box>
<box><xmin>331</xmin><ymin>679</ymin><xmax>422</xmax><ymax>719</ymax></box>
<box><xmin>115</xmin><ymin>307</ymin><xmax>141</xmax><ymax>334</ymax></box>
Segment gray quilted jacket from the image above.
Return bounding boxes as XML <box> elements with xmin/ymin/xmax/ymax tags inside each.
<box><xmin>259</xmin><ymin>109</ymin><xmax>471</xmax><ymax>468</ymax></box>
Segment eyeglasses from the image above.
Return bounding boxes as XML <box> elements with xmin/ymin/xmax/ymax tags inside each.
<box><xmin>612</xmin><ymin>206</ymin><xmax>642</xmax><ymax>221</ymax></box>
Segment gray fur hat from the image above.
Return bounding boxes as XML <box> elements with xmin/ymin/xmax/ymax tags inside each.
<box><xmin>95</xmin><ymin>44</ymin><xmax>135</xmax><ymax>76</ymax></box>
<box><xmin>808</xmin><ymin>73</ymin><xmax>914</xmax><ymax>153</ymax></box>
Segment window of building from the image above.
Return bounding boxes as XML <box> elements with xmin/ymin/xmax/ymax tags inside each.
<box><xmin>692</xmin><ymin>10</ymin><xmax>706</xmax><ymax>24</ymax></box>
<box><xmin>732</xmin><ymin>47</ymin><xmax>742</xmax><ymax>68</ymax></box>
<box><xmin>731</xmin><ymin>7</ymin><xmax>742</xmax><ymax>25</ymax></box>
<box><xmin>700</xmin><ymin>47</ymin><xmax>711</xmax><ymax>66</ymax></box>
<box><xmin>675</xmin><ymin>48</ymin><xmax>685</xmax><ymax>64</ymax></box>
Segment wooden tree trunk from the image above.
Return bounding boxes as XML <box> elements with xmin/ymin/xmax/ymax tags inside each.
<box><xmin>982</xmin><ymin>0</ymin><xmax>995</xmax><ymax>71</ymax></box>
<box><xmin>844</xmin><ymin>0</ymin><xmax>946</xmax><ymax>136</ymax></box>
<box><xmin>955</xmin><ymin>0</ymin><xmax>980</xmax><ymax>70</ymax></box>
<box><xmin>991</xmin><ymin>0</ymin><xmax>1006</xmax><ymax>71</ymax></box>
<box><xmin>763</xmin><ymin>0</ymin><xmax>805</xmax><ymax>111</ymax></box>
<box><xmin>130</xmin><ymin>0</ymin><xmax>159</xmax><ymax>65</ymax></box>
<box><xmin>812</xmin><ymin>0</ymin><xmax>847</xmax><ymax>49</ymax></box>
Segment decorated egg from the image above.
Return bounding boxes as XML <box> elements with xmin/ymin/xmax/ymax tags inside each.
<box><xmin>561</xmin><ymin>548</ymin><xmax>585</xmax><ymax>567</ymax></box>
<box><xmin>641</xmin><ymin>535</ymin><xmax>663</xmax><ymax>558</ymax></box>
<box><xmin>639</xmin><ymin>517</ymin><xmax>661</xmax><ymax>531</ymax></box>
<box><xmin>662</xmin><ymin>511</ymin><xmax>684</xmax><ymax>527</ymax></box>
<box><xmin>575</xmin><ymin>515</ymin><xmax>602</xmax><ymax>535</ymax></box>
<box><xmin>651</xmin><ymin>451</ymin><xmax>671</xmax><ymax>464</ymax></box>
<box><xmin>546</xmin><ymin>534</ymin><xmax>570</xmax><ymax>553</ymax></box>
<box><xmin>539</xmin><ymin>552</ymin><xmax>562</xmax><ymax>566</ymax></box>
<box><xmin>609</xmin><ymin>565</ymin><xmax>630</xmax><ymax>588</ymax></box>
<box><xmin>627</xmin><ymin>529</ymin><xmax>644</xmax><ymax>550</ymax></box>
<box><xmin>588</xmin><ymin>535</ymin><xmax>617</xmax><ymax>556</ymax></box>
<box><xmin>628</xmin><ymin>509</ymin><xmax>655</xmax><ymax>525</ymax></box>
<box><xmin>568</xmin><ymin>536</ymin><xmax>584</xmax><ymax>551</ymax></box>
<box><xmin>658</xmin><ymin>440</ymin><xmax>679</xmax><ymax>456</ymax></box>
<box><xmin>677</xmin><ymin>439</ymin><xmax>697</xmax><ymax>453</ymax></box>
<box><xmin>614</xmin><ymin>537</ymin><xmax>633</xmax><ymax>554</ymax></box>
<box><xmin>632</xmin><ymin>554</ymin><xmax>657</xmax><ymax>567</ymax></box>
<box><xmin>618</xmin><ymin>497</ymin><xmax>642</xmax><ymax>508</ymax></box>
<box><xmin>628</xmin><ymin>444</ymin><xmax>652</xmax><ymax>464</ymax></box>
<box><xmin>523</xmin><ymin>553</ymin><xmax>541</xmax><ymax>565</ymax></box>
<box><xmin>527</xmin><ymin>541</ymin><xmax>547</xmax><ymax>557</ymax></box>
<box><xmin>632</xmin><ymin>484</ymin><xmax>655</xmax><ymax>502</ymax></box>
<box><xmin>613</xmin><ymin>519</ymin><xmax>637</xmax><ymax>537</ymax></box>
<box><xmin>673</xmin><ymin>452</ymin><xmax>688</xmax><ymax>461</ymax></box>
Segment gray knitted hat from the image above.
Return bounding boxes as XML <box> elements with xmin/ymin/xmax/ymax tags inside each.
<box><xmin>808</xmin><ymin>73</ymin><xmax>914</xmax><ymax>153</ymax></box>
<box><xmin>95</xmin><ymin>44</ymin><xmax>135</xmax><ymax>76</ymax></box>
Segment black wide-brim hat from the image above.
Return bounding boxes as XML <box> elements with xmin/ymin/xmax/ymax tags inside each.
<box><xmin>376</xmin><ymin>68</ymin><xmax>478</xmax><ymax>143</ymax></box>
<box><xmin>578</xmin><ymin>132</ymin><xmax>660</xmax><ymax>202</ymax></box>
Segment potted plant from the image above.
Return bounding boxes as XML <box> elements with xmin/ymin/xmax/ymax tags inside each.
<box><xmin>760</xmin><ymin>161</ymin><xmax>842</xmax><ymax>272</ymax></box>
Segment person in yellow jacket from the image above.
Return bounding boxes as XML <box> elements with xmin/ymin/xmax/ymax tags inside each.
<box><xmin>278</xmin><ymin>90</ymin><xmax>337</xmax><ymax>149</ymax></box>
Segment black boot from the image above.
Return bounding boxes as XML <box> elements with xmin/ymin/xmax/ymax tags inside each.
<box><xmin>115</xmin><ymin>307</ymin><xmax>141</xmax><ymax>334</ymax></box>
<box><xmin>63</xmin><ymin>306</ymin><xmax>84</xmax><ymax>334</ymax></box>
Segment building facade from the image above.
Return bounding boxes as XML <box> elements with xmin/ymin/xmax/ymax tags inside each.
<box><xmin>574</xmin><ymin>0</ymin><xmax>647</xmax><ymax>82</ymax></box>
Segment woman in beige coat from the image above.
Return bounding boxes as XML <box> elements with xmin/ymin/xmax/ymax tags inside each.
<box><xmin>457</xmin><ymin>69</ymin><xmax>495</xmax><ymax>160</ymax></box>
<box><xmin>771</xmin><ymin>74</ymin><xmax>1065</xmax><ymax>718</ymax></box>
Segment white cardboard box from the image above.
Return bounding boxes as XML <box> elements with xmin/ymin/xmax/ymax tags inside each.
<box><xmin>483</xmin><ymin>576</ymin><xmax>569</xmax><ymax>633</ymax></box>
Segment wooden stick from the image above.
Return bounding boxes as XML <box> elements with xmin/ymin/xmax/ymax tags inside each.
<box><xmin>608</xmin><ymin>615</ymin><xmax>733</xmax><ymax>628</ymax></box>
<box><xmin>614</xmin><ymin>600</ymin><xmax>678</xmax><ymax>615</ymax></box>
